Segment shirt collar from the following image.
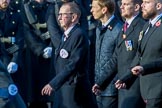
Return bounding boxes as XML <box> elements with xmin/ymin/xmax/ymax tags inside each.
<box><xmin>102</xmin><ymin>15</ymin><xmax>115</xmax><ymax>27</ymax></box>
<box><xmin>125</xmin><ymin>15</ymin><xmax>137</xmax><ymax>27</ymax></box>
<box><xmin>150</xmin><ymin>13</ymin><xmax>162</xmax><ymax>26</ymax></box>
<box><xmin>64</xmin><ymin>24</ymin><xmax>75</xmax><ymax>38</ymax></box>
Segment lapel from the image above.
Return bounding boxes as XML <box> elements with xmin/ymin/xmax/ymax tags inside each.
<box><xmin>137</xmin><ymin>22</ymin><xmax>149</xmax><ymax>49</ymax></box>
<box><xmin>97</xmin><ymin>16</ymin><xmax>118</xmax><ymax>37</ymax></box>
<box><xmin>96</xmin><ymin>16</ymin><xmax>119</xmax><ymax>51</ymax></box>
<box><xmin>140</xmin><ymin>17</ymin><xmax>162</xmax><ymax>54</ymax></box>
<box><xmin>118</xmin><ymin>16</ymin><xmax>140</xmax><ymax>47</ymax></box>
<box><xmin>55</xmin><ymin>24</ymin><xmax>78</xmax><ymax>59</ymax></box>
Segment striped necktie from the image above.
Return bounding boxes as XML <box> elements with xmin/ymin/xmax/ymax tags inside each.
<box><xmin>123</xmin><ymin>22</ymin><xmax>129</xmax><ymax>33</ymax></box>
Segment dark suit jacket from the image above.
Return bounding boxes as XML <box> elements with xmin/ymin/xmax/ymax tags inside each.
<box><xmin>135</xmin><ymin>16</ymin><xmax>162</xmax><ymax>99</ymax></box>
<box><xmin>96</xmin><ymin>15</ymin><xmax>146</xmax><ymax>108</ymax></box>
<box><xmin>49</xmin><ymin>24</ymin><xmax>97</xmax><ymax>108</ymax></box>
<box><xmin>121</xmin><ymin>16</ymin><xmax>162</xmax><ymax>100</ymax></box>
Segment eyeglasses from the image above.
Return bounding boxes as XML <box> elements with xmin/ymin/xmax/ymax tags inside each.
<box><xmin>58</xmin><ymin>13</ymin><xmax>73</xmax><ymax>17</ymax></box>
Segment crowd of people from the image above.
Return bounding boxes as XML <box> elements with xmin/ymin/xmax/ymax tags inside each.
<box><xmin>0</xmin><ymin>0</ymin><xmax>162</xmax><ymax>108</ymax></box>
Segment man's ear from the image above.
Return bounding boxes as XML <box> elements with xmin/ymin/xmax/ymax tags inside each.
<box><xmin>156</xmin><ymin>2</ymin><xmax>162</xmax><ymax>11</ymax></box>
<box><xmin>134</xmin><ymin>4</ymin><xmax>140</xmax><ymax>12</ymax></box>
<box><xmin>71</xmin><ymin>14</ymin><xmax>78</xmax><ymax>22</ymax></box>
<box><xmin>102</xmin><ymin>6</ymin><xmax>108</xmax><ymax>14</ymax></box>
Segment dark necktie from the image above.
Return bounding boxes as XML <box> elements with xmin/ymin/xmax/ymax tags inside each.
<box><xmin>101</xmin><ymin>25</ymin><xmax>106</xmax><ymax>31</ymax></box>
<box><xmin>139</xmin><ymin>23</ymin><xmax>152</xmax><ymax>53</ymax></box>
<box><xmin>123</xmin><ymin>22</ymin><xmax>129</xmax><ymax>33</ymax></box>
<box><xmin>62</xmin><ymin>34</ymin><xmax>67</xmax><ymax>42</ymax></box>
<box><xmin>144</xmin><ymin>23</ymin><xmax>152</xmax><ymax>35</ymax></box>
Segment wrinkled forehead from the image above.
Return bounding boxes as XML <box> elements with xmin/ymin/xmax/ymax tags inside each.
<box><xmin>0</xmin><ymin>0</ymin><xmax>10</xmax><ymax>2</ymax></box>
<box><xmin>59</xmin><ymin>5</ymin><xmax>71</xmax><ymax>13</ymax></box>
<box><xmin>0</xmin><ymin>0</ymin><xmax>10</xmax><ymax>3</ymax></box>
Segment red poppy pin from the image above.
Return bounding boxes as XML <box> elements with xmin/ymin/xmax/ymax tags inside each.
<box><xmin>155</xmin><ymin>19</ymin><xmax>161</xmax><ymax>27</ymax></box>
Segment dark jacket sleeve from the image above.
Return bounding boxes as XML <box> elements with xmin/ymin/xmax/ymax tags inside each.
<box><xmin>21</xmin><ymin>4</ymin><xmax>47</xmax><ymax>56</ymax></box>
<box><xmin>119</xmin><ymin>54</ymin><xmax>139</xmax><ymax>89</ymax></box>
<box><xmin>46</xmin><ymin>3</ymin><xmax>62</xmax><ymax>49</ymax></box>
<box><xmin>142</xmin><ymin>58</ymin><xmax>162</xmax><ymax>75</ymax></box>
<box><xmin>49</xmin><ymin>30</ymin><xmax>89</xmax><ymax>91</ymax></box>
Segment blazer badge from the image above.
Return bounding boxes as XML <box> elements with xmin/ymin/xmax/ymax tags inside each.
<box><xmin>138</xmin><ymin>30</ymin><xmax>144</xmax><ymax>41</ymax></box>
<box><xmin>125</xmin><ymin>40</ymin><xmax>133</xmax><ymax>51</ymax></box>
<box><xmin>8</xmin><ymin>84</ymin><xmax>18</xmax><ymax>96</ymax></box>
<box><xmin>60</xmin><ymin>49</ymin><xmax>69</xmax><ymax>58</ymax></box>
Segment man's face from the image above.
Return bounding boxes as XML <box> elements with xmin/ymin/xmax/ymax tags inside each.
<box><xmin>141</xmin><ymin>0</ymin><xmax>159</xmax><ymax>19</ymax></box>
<box><xmin>0</xmin><ymin>0</ymin><xmax>10</xmax><ymax>10</ymax></box>
<box><xmin>58</xmin><ymin>5</ymin><xmax>73</xmax><ymax>30</ymax></box>
<box><xmin>120</xmin><ymin>0</ymin><xmax>135</xmax><ymax>19</ymax></box>
<box><xmin>90</xmin><ymin>1</ymin><xmax>104</xmax><ymax>20</ymax></box>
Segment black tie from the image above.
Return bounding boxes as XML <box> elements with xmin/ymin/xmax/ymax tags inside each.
<box><xmin>62</xmin><ymin>34</ymin><xmax>67</xmax><ymax>42</ymax></box>
<box><xmin>145</xmin><ymin>23</ymin><xmax>152</xmax><ymax>35</ymax></box>
<box><xmin>139</xmin><ymin>23</ymin><xmax>152</xmax><ymax>53</ymax></box>
<box><xmin>100</xmin><ymin>25</ymin><xmax>106</xmax><ymax>31</ymax></box>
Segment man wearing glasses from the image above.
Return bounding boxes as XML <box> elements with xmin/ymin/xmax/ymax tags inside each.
<box><xmin>41</xmin><ymin>2</ymin><xmax>97</xmax><ymax>108</ymax></box>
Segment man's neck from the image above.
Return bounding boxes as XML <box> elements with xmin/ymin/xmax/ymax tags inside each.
<box><xmin>0</xmin><ymin>8</ymin><xmax>7</xmax><ymax>11</ymax></box>
<box><xmin>101</xmin><ymin>14</ymin><xmax>112</xmax><ymax>24</ymax></box>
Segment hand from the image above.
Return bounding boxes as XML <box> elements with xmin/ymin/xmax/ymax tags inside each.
<box><xmin>41</xmin><ymin>84</ymin><xmax>53</xmax><ymax>96</ymax></box>
<box><xmin>43</xmin><ymin>47</ymin><xmax>52</xmax><ymax>59</ymax></box>
<box><xmin>92</xmin><ymin>84</ymin><xmax>101</xmax><ymax>95</ymax></box>
<box><xmin>7</xmin><ymin>62</ymin><xmax>18</xmax><ymax>74</ymax></box>
<box><xmin>131</xmin><ymin>66</ymin><xmax>144</xmax><ymax>76</ymax></box>
<box><xmin>115</xmin><ymin>80</ymin><xmax>126</xmax><ymax>89</ymax></box>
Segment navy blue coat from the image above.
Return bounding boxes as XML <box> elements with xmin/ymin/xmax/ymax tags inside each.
<box><xmin>0</xmin><ymin>7</ymin><xmax>24</xmax><ymax>66</ymax></box>
<box><xmin>95</xmin><ymin>16</ymin><xmax>122</xmax><ymax>96</ymax></box>
<box><xmin>49</xmin><ymin>25</ymin><xmax>97</xmax><ymax>108</ymax></box>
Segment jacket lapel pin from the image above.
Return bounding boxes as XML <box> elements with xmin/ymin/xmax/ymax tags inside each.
<box><xmin>122</xmin><ymin>34</ymin><xmax>126</xmax><ymax>39</ymax></box>
<box><xmin>60</xmin><ymin>49</ymin><xmax>69</xmax><ymax>58</ymax></box>
<box><xmin>155</xmin><ymin>19</ymin><xmax>161</xmax><ymax>27</ymax></box>
<box><xmin>108</xmin><ymin>25</ymin><xmax>112</xmax><ymax>30</ymax></box>
<box><xmin>138</xmin><ymin>30</ymin><xmax>144</xmax><ymax>41</ymax></box>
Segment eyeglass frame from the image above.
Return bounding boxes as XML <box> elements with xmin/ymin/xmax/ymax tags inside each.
<box><xmin>58</xmin><ymin>13</ymin><xmax>74</xmax><ymax>17</ymax></box>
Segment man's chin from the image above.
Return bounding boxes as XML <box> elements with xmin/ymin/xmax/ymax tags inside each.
<box><xmin>0</xmin><ymin>7</ymin><xmax>7</xmax><ymax>10</ymax></box>
<box><xmin>1</xmin><ymin>4</ymin><xmax>8</xmax><ymax>9</ymax></box>
<box><xmin>142</xmin><ymin>14</ymin><xmax>148</xmax><ymax>20</ymax></box>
